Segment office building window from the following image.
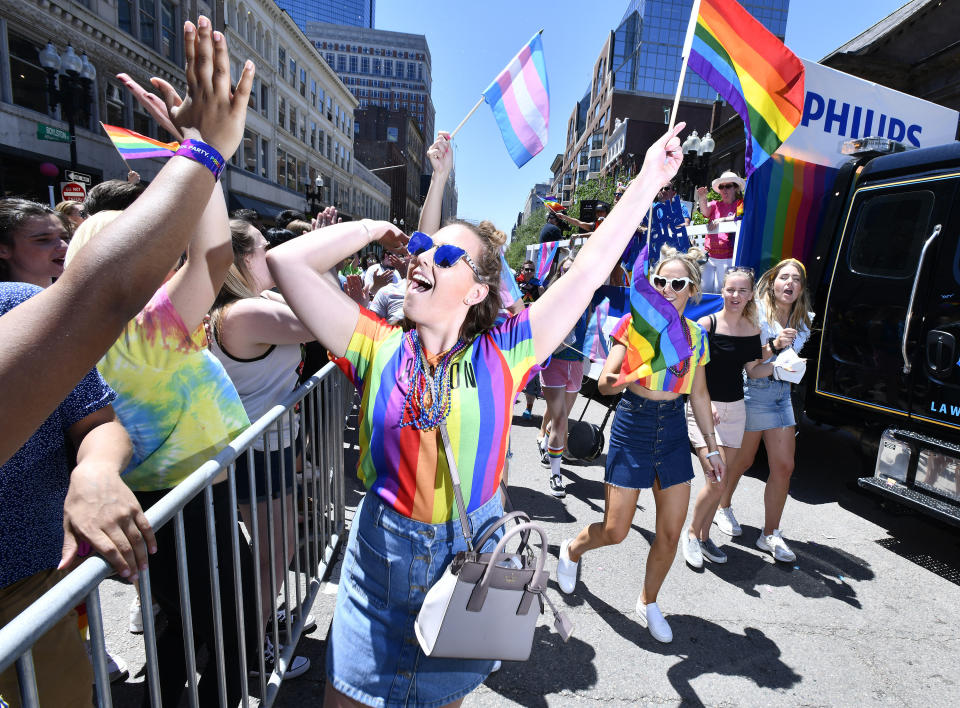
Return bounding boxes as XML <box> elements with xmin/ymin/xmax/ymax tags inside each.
<box><xmin>289</xmin><ymin>59</ymin><xmax>296</xmax><ymax>85</ymax></box>
<box><xmin>118</xmin><ymin>0</ymin><xmax>133</xmax><ymax>34</ymax></box>
<box><xmin>406</xmin><ymin>62</ymin><xmax>415</xmax><ymax>79</ymax></box>
<box><xmin>300</xmin><ymin>68</ymin><xmax>307</xmax><ymax>96</ymax></box>
<box><xmin>373</xmin><ymin>58</ymin><xmax>381</xmax><ymax>75</ymax></box>
<box><xmin>8</xmin><ymin>34</ymin><xmax>47</xmax><ymax>114</ymax></box>
<box><xmin>278</xmin><ymin>95</ymin><xmax>286</xmax><ymax>130</ymax></box>
<box><xmin>160</xmin><ymin>1</ymin><xmax>176</xmax><ymax>61</ymax></box>
<box><xmin>311</xmin><ymin>79</ymin><xmax>317</xmax><ymax>107</ymax></box>
<box><xmin>287</xmin><ymin>152</ymin><xmax>298</xmax><ymax>190</ymax></box>
<box><xmin>260</xmin><ymin>82</ymin><xmax>269</xmax><ymax>116</ymax></box>
<box><xmin>140</xmin><ymin>0</ymin><xmax>157</xmax><ymax>48</ymax></box>
<box><xmin>337</xmin><ymin>55</ymin><xmax>346</xmax><ymax>72</ymax></box>
<box><xmin>248</xmin><ymin>78</ymin><xmax>258</xmax><ymax>110</ymax></box>
<box><xmin>361</xmin><ymin>57</ymin><xmax>369</xmax><ymax>74</ymax></box>
<box><xmin>349</xmin><ymin>56</ymin><xmax>358</xmax><ymax>73</ymax></box>
<box><xmin>384</xmin><ymin>60</ymin><xmax>392</xmax><ymax>77</ymax></box>
<box><xmin>260</xmin><ymin>137</ymin><xmax>269</xmax><ymax>179</ymax></box>
<box><xmin>278</xmin><ymin>46</ymin><xmax>286</xmax><ymax>78</ymax></box>
<box><xmin>243</xmin><ymin>129</ymin><xmax>257</xmax><ymax>173</ymax></box>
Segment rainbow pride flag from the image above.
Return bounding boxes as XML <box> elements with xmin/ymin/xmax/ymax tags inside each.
<box><xmin>687</xmin><ymin>0</ymin><xmax>804</xmax><ymax>177</ymax></box>
<box><xmin>736</xmin><ymin>154</ymin><xmax>839</xmax><ymax>273</ymax></box>
<box><xmin>538</xmin><ymin>194</ymin><xmax>566</xmax><ymax>212</ymax></box>
<box><xmin>618</xmin><ymin>245</ymin><xmax>692</xmax><ymax>384</ymax></box>
<box><xmin>583</xmin><ymin>297</ymin><xmax>611</xmax><ymax>361</ymax></box>
<box><xmin>100</xmin><ymin>123</ymin><xmax>180</xmax><ymax>160</ymax></box>
<box><xmin>482</xmin><ymin>31</ymin><xmax>549</xmax><ymax>168</ymax></box>
<box><xmin>499</xmin><ymin>251</ymin><xmax>523</xmax><ymax>307</ymax></box>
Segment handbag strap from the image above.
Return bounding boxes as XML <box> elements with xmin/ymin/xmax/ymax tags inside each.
<box><xmin>439</xmin><ymin>421</ymin><xmax>474</xmax><ymax>551</ymax></box>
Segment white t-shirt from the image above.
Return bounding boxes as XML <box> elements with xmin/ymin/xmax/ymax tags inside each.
<box><xmin>756</xmin><ymin>301</ymin><xmax>812</xmax><ymax>363</ymax></box>
<box><xmin>371</xmin><ymin>279</ymin><xmax>407</xmax><ymax>324</ymax></box>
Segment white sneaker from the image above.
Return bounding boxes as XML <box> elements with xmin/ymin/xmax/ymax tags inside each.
<box><xmin>714</xmin><ymin>506</ymin><xmax>742</xmax><ymax>536</ymax></box>
<box><xmin>682</xmin><ymin>532</ymin><xmax>704</xmax><ymax>569</ymax></box>
<box><xmin>556</xmin><ymin>539</ymin><xmax>579</xmax><ymax>594</ymax></box>
<box><xmin>636</xmin><ymin>599</ymin><xmax>672</xmax><ymax>643</ymax></box>
<box><xmin>249</xmin><ymin>637</ymin><xmax>310</xmax><ymax>680</ymax></box>
<box><xmin>127</xmin><ymin>596</ymin><xmax>160</xmax><ymax>634</ymax></box>
<box><xmin>756</xmin><ymin>529</ymin><xmax>797</xmax><ymax>563</ymax></box>
<box><xmin>85</xmin><ymin>641</ymin><xmax>129</xmax><ymax>684</ymax></box>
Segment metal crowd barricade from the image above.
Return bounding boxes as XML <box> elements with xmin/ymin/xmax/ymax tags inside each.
<box><xmin>0</xmin><ymin>362</ymin><xmax>350</xmax><ymax>707</ymax></box>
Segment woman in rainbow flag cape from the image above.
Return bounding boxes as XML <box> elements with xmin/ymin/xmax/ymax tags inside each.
<box><xmin>266</xmin><ymin>125</ymin><xmax>685</xmax><ymax>706</ymax></box>
<box><xmin>556</xmin><ymin>244</ymin><xmax>724</xmax><ymax>645</ymax></box>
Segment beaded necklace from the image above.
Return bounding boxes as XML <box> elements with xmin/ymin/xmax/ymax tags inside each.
<box><xmin>667</xmin><ymin>316</ymin><xmax>692</xmax><ymax>377</ymax></box>
<box><xmin>399</xmin><ymin>329</ymin><xmax>468</xmax><ymax>431</ymax></box>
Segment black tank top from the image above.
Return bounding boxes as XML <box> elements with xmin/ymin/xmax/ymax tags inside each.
<box><xmin>704</xmin><ymin>314</ymin><xmax>762</xmax><ymax>402</ymax></box>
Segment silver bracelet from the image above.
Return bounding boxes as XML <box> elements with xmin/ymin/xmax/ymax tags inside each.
<box><xmin>359</xmin><ymin>219</ymin><xmax>372</xmax><ymax>241</ymax></box>
<box><xmin>705</xmin><ymin>450</ymin><xmax>721</xmax><ymax>459</ymax></box>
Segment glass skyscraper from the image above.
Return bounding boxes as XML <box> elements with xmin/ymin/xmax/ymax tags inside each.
<box><xmin>275</xmin><ymin>0</ymin><xmax>375</xmax><ymax>31</ymax></box>
<box><xmin>612</xmin><ymin>0</ymin><xmax>790</xmax><ymax>101</ymax></box>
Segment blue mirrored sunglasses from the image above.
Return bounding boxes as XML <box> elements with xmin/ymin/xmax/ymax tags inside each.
<box><xmin>407</xmin><ymin>231</ymin><xmax>481</xmax><ymax>278</ymax></box>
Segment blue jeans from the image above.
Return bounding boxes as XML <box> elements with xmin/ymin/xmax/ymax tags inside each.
<box><xmin>327</xmin><ymin>492</ymin><xmax>505</xmax><ymax>707</ymax></box>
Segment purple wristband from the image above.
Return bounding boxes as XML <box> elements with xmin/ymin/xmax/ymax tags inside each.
<box><xmin>174</xmin><ymin>139</ymin><xmax>225</xmax><ymax>180</ymax></box>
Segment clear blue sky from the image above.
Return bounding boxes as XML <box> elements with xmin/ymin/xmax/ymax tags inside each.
<box><xmin>375</xmin><ymin>0</ymin><xmax>907</xmax><ymax>235</ymax></box>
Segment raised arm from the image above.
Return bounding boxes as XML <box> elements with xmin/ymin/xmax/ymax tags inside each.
<box><xmin>555</xmin><ymin>212</ymin><xmax>593</xmax><ymax>231</ymax></box>
<box><xmin>267</xmin><ymin>220</ymin><xmax>406</xmax><ymax>358</ymax></box>
<box><xmin>419</xmin><ymin>131</ymin><xmax>452</xmax><ymax>235</ymax></box>
<box><xmin>167</xmin><ymin>185</ymin><xmax>233</xmax><ymax>331</ymax></box>
<box><xmin>528</xmin><ymin>124</ymin><xmax>684</xmax><ymax>363</ymax></box>
<box><xmin>696</xmin><ymin>186</ymin><xmax>710</xmax><ymax>218</ymax></box>
<box><xmin>219</xmin><ymin>298</ymin><xmax>316</xmax><ymax>354</ymax></box>
<box><xmin>0</xmin><ymin>17</ymin><xmax>252</xmax><ymax>464</ymax></box>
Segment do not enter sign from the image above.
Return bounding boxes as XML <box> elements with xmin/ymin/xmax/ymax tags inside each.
<box><xmin>60</xmin><ymin>181</ymin><xmax>86</xmax><ymax>202</ymax></box>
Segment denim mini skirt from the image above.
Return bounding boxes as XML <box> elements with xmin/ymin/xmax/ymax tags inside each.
<box><xmin>604</xmin><ymin>391</ymin><xmax>694</xmax><ymax>490</ymax></box>
<box><xmin>326</xmin><ymin>491</ymin><xmax>505</xmax><ymax>707</ymax></box>
<box><xmin>743</xmin><ymin>377</ymin><xmax>795</xmax><ymax>431</ymax></box>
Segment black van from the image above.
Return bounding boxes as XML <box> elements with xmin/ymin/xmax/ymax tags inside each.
<box><xmin>804</xmin><ymin>140</ymin><xmax>960</xmax><ymax>525</ymax></box>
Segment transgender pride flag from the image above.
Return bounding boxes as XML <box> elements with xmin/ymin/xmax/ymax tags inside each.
<box><xmin>481</xmin><ymin>31</ymin><xmax>549</xmax><ymax>168</ymax></box>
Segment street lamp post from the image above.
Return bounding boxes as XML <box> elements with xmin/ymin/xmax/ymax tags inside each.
<box><xmin>677</xmin><ymin>130</ymin><xmax>715</xmax><ymax>202</ymax></box>
<box><xmin>305</xmin><ymin>174</ymin><xmax>324</xmax><ymax>214</ymax></box>
<box><xmin>38</xmin><ymin>42</ymin><xmax>96</xmax><ymax>171</ymax></box>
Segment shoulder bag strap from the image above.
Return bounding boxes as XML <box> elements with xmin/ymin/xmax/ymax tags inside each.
<box><xmin>439</xmin><ymin>421</ymin><xmax>474</xmax><ymax>551</ymax></box>
<box><xmin>709</xmin><ymin>313</ymin><xmax>716</xmax><ymax>334</ymax></box>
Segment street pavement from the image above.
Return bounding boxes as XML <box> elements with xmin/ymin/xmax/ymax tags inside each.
<box><xmin>96</xmin><ymin>393</ymin><xmax>960</xmax><ymax>706</ymax></box>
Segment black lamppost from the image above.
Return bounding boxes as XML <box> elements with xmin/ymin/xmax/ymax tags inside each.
<box><xmin>677</xmin><ymin>130</ymin><xmax>715</xmax><ymax>202</ymax></box>
<box><xmin>38</xmin><ymin>42</ymin><xmax>96</xmax><ymax>170</ymax></box>
<box><xmin>305</xmin><ymin>174</ymin><xmax>324</xmax><ymax>213</ymax></box>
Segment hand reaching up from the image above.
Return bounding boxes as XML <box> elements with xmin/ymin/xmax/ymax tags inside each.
<box><xmin>152</xmin><ymin>16</ymin><xmax>254</xmax><ymax>159</ymax></box>
<box><xmin>426</xmin><ymin>131</ymin><xmax>453</xmax><ymax>176</ymax></box>
<box><xmin>639</xmin><ymin>122</ymin><xmax>685</xmax><ymax>189</ymax></box>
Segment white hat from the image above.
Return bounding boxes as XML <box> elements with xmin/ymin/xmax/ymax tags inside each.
<box><xmin>711</xmin><ymin>171</ymin><xmax>746</xmax><ymax>193</ymax></box>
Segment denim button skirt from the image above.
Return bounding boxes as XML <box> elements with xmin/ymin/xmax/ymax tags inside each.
<box><xmin>326</xmin><ymin>491</ymin><xmax>504</xmax><ymax>707</ymax></box>
<box><xmin>604</xmin><ymin>390</ymin><xmax>694</xmax><ymax>490</ymax></box>
<box><xmin>743</xmin><ymin>377</ymin><xmax>795</xmax><ymax>431</ymax></box>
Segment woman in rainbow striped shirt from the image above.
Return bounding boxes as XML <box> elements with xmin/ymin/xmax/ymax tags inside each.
<box><xmin>266</xmin><ymin>124</ymin><xmax>685</xmax><ymax>707</ymax></box>
<box><xmin>556</xmin><ymin>247</ymin><xmax>724</xmax><ymax>645</ymax></box>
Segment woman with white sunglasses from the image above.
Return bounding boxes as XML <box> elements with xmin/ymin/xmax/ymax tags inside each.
<box><xmin>557</xmin><ymin>246</ymin><xmax>723</xmax><ymax>645</ymax></box>
<box><xmin>267</xmin><ymin>125</ymin><xmax>686</xmax><ymax>706</ymax></box>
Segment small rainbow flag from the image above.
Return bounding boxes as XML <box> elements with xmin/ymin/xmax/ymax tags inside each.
<box><xmin>736</xmin><ymin>154</ymin><xmax>839</xmax><ymax>273</ymax></box>
<box><xmin>617</xmin><ymin>245</ymin><xmax>692</xmax><ymax>384</ymax></box>
<box><xmin>538</xmin><ymin>194</ymin><xmax>566</xmax><ymax>212</ymax></box>
<box><xmin>499</xmin><ymin>251</ymin><xmax>523</xmax><ymax>307</ymax></box>
<box><xmin>100</xmin><ymin>123</ymin><xmax>180</xmax><ymax>160</ymax></box>
<box><xmin>583</xmin><ymin>297</ymin><xmax>611</xmax><ymax>362</ymax></box>
<box><xmin>687</xmin><ymin>0</ymin><xmax>805</xmax><ymax>177</ymax></box>
<box><xmin>482</xmin><ymin>31</ymin><xmax>550</xmax><ymax>168</ymax></box>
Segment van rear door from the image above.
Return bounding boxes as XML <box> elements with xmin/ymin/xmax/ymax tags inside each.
<box><xmin>816</xmin><ymin>175</ymin><xmax>958</xmax><ymax>418</ymax></box>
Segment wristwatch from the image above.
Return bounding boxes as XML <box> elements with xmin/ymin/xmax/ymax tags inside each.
<box><xmin>768</xmin><ymin>337</ymin><xmax>782</xmax><ymax>355</ymax></box>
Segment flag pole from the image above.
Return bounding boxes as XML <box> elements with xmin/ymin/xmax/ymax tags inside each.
<box><xmin>450</xmin><ymin>97</ymin><xmax>484</xmax><ymax>138</ymax></box>
<box><xmin>100</xmin><ymin>121</ymin><xmax>133</xmax><ymax>172</ymax></box>
<box><xmin>668</xmin><ymin>0</ymin><xmax>702</xmax><ymax>131</ymax></box>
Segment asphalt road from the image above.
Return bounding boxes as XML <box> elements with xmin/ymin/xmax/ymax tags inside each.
<box><xmin>95</xmin><ymin>393</ymin><xmax>960</xmax><ymax>707</ymax></box>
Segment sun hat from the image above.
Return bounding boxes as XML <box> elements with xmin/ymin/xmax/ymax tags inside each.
<box><xmin>711</xmin><ymin>171</ymin><xmax>746</xmax><ymax>193</ymax></box>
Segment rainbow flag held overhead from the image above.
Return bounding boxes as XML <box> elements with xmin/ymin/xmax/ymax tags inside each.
<box><xmin>617</xmin><ymin>245</ymin><xmax>692</xmax><ymax>384</ymax></box>
<box><xmin>482</xmin><ymin>31</ymin><xmax>550</xmax><ymax>168</ymax></box>
<box><xmin>538</xmin><ymin>194</ymin><xmax>567</xmax><ymax>212</ymax></box>
<box><xmin>535</xmin><ymin>240</ymin><xmax>559</xmax><ymax>281</ymax></box>
<box><xmin>687</xmin><ymin>0</ymin><xmax>805</xmax><ymax>177</ymax></box>
<box><xmin>100</xmin><ymin>123</ymin><xmax>180</xmax><ymax>160</ymax></box>
<box><xmin>736</xmin><ymin>154</ymin><xmax>839</xmax><ymax>273</ymax></box>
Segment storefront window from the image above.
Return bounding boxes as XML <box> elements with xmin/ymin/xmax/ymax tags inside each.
<box><xmin>9</xmin><ymin>34</ymin><xmax>48</xmax><ymax>114</ymax></box>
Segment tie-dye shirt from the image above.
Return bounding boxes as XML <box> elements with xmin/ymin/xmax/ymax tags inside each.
<box><xmin>99</xmin><ymin>285</ymin><xmax>249</xmax><ymax>491</ymax></box>
<box><xmin>611</xmin><ymin>314</ymin><xmax>710</xmax><ymax>394</ymax></box>
<box><xmin>334</xmin><ymin>307</ymin><xmax>537</xmax><ymax>523</ymax></box>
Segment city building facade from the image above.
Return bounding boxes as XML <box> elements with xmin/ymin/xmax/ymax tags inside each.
<box><xmin>0</xmin><ymin>0</ymin><xmax>389</xmax><ymax>222</ymax></box>
<box><xmin>275</xmin><ymin>0</ymin><xmax>375</xmax><ymax>31</ymax></box>
<box><xmin>551</xmin><ymin>0</ymin><xmax>789</xmax><ymax>206</ymax></box>
<box><xmin>353</xmin><ymin>105</ymin><xmax>424</xmax><ymax>227</ymax></box>
<box><xmin>303</xmin><ymin>22</ymin><xmax>435</xmax><ymax>165</ymax></box>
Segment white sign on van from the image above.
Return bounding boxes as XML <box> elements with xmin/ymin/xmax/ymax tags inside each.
<box><xmin>777</xmin><ymin>59</ymin><xmax>959</xmax><ymax>168</ymax></box>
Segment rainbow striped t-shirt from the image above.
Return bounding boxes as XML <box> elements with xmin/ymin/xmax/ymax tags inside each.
<box><xmin>334</xmin><ymin>307</ymin><xmax>537</xmax><ymax>523</ymax></box>
<box><xmin>611</xmin><ymin>314</ymin><xmax>710</xmax><ymax>394</ymax></box>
